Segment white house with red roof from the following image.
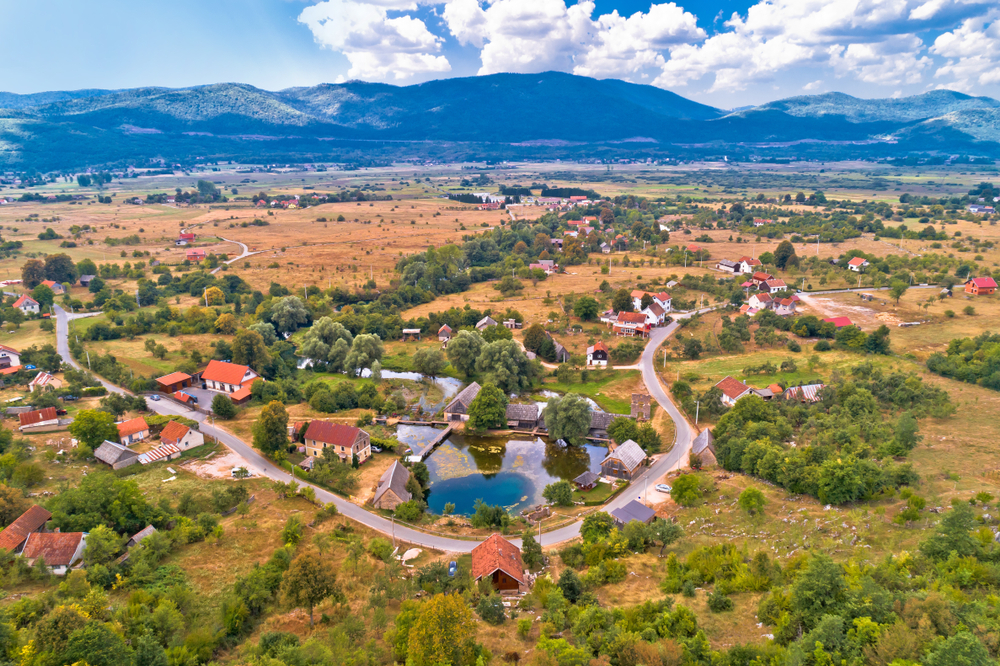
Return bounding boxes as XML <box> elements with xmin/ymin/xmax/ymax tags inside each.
<box><xmin>847</xmin><ymin>257</ymin><xmax>869</xmax><ymax>272</ymax></box>
<box><xmin>586</xmin><ymin>341</ymin><xmax>609</xmax><ymax>367</ymax></box>
<box><xmin>775</xmin><ymin>297</ymin><xmax>797</xmax><ymax>316</ymax></box>
<box><xmin>763</xmin><ymin>278</ymin><xmax>787</xmax><ymax>294</ymax></box>
<box><xmin>612</xmin><ymin>312</ymin><xmax>650</xmax><ymax>338</ymax></box>
<box><xmin>28</xmin><ymin>372</ymin><xmax>62</xmax><ymax>392</ymax></box>
<box><xmin>750</xmin><ymin>271</ymin><xmax>773</xmax><ymax>287</ymax></box>
<box><xmin>641</xmin><ymin>301</ymin><xmax>667</xmax><ymax>326</ymax></box>
<box><xmin>738</xmin><ymin>257</ymin><xmax>762</xmax><ymax>274</ymax></box>
<box><xmin>715</xmin><ymin>376</ymin><xmax>756</xmax><ymax>407</ymax></box>
<box><xmin>201</xmin><ymin>360</ymin><xmax>261</xmax><ymax>395</ymax></box>
<box><xmin>13</xmin><ymin>294</ymin><xmax>38</xmax><ymax>315</ymax></box>
<box><xmin>117</xmin><ymin>416</ymin><xmax>150</xmax><ymax>446</ymax></box>
<box><xmin>748</xmin><ymin>292</ymin><xmax>773</xmax><ymax>310</ymax></box>
<box><xmin>0</xmin><ymin>345</ymin><xmax>21</xmax><ymax>369</ymax></box>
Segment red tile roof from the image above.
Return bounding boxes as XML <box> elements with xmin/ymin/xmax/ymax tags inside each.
<box><xmin>655</xmin><ymin>292</ymin><xmax>671</xmax><ymax>301</ymax></box>
<box><xmin>159</xmin><ymin>421</ymin><xmax>190</xmax><ymax>444</ymax></box>
<box><xmin>155</xmin><ymin>371</ymin><xmax>192</xmax><ymax>386</ymax></box>
<box><xmin>230</xmin><ymin>385</ymin><xmax>252</xmax><ymax>401</ymax></box>
<box><xmin>768</xmin><ymin>384</ymin><xmax>783</xmax><ymax>393</ymax></box>
<box><xmin>12</xmin><ymin>295</ymin><xmax>37</xmax><ymax>309</ymax></box>
<box><xmin>823</xmin><ymin>317</ymin><xmax>854</xmax><ymax>328</ymax></box>
<box><xmin>630</xmin><ymin>289</ymin><xmax>648</xmax><ymax>299</ymax></box>
<box><xmin>471</xmin><ymin>533</ymin><xmax>524</xmax><ymax>585</ymax></box>
<box><xmin>967</xmin><ymin>277</ymin><xmax>997</xmax><ymax>288</ymax></box>
<box><xmin>0</xmin><ymin>367</ymin><xmax>20</xmax><ymax>376</ymax></box>
<box><xmin>438</xmin><ymin>324</ymin><xmax>452</xmax><ymax>334</ymax></box>
<box><xmin>847</xmin><ymin>257</ymin><xmax>868</xmax><ymax>266</ymax></box>
<box><xmin>18</xmin><ymin>407</ymin><xmax>58</xmax><ymax>427</ymax></box>
<box><xmin>174</xmin><ymin>391</ymin><xmax>192</xmax><ymax>403</ymax></box>
<box><xmin>0</xmin><ymin>344</ymin><xmax>20</xmax><ymax>355</ymax></box>
<box><xmin>592</xmin><ymin>341</ymin><xmax>608</xmax><ymax>353</ymax></box>
<box><xmin>41</xmin><ymin>280</ymin><xmax>59</xmax><ymax>289</ymax></box>
<box><xmin>715</xmin><ymin>376</ymin><xmax>751</xmax><ymax>400</ymax></box>
<box><xmin>305</xmin><ymin>421</ymin><xmax>363</xmax><ymax>447</ymax></box>
<box><xmin>117</xmin><ymin>416</ymin><xmax>149</xmax><ymax>438</ymax></box>
<box><xmin>752</xmin><ymin>272</ymin><xmax>773</xmax><ymax>282</ymax></box>
<box><xmin>765</xmin><ymin>279</ymin><xmax>787</xmax><ymax>288</ymax></box>
<box><xmin>738</xmin><ymin>256</ymin><xmax>761</xmax><ymax>265</ymax></box>
<box><xmin>617</xmin><ymin>312</ymin><xmax>648</xmax><ymax>324</ymax></box>
<box><xmin>22</xmin><ymin>532</ymin><xmax>84</xmax><ymax>566</ymax></box>
<box><xmin>0</xmin><ymin>505</ymin><xmax>52</xmax><ymax>552</ymax></box>
<box><xmin>202</xmin><ymin>360</ymin><xmax>254</xmax><ymax>386</ymax></box>
<box><xmin>752</xmin><ymin>293</ymin><xmax>772</xmax><ymax>303</ymax></box>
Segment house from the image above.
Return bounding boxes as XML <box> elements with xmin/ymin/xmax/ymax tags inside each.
<box><xmin>589</xmin><ymin>411</ymin><xmax>627</xmax><ymax>436</ymax></box>
<box><xmin>94</xmin><ymin>440</ymin><xmax>140</xmax><ymax>469</ymax></box>
<box><xmin>631</xmin><ymin>290</ymin><xmax>651</xmax><ymax>311</ymax></box>
<box><xmin>965</xmin><ymin>277</ymin><xmax>997</xmax><ymax>296</ymax></box>
<box><xmin>18</xmin><ymin>407</ymin><xmax>59</xmax><ymax>431</ymax></box>
<box><xmin>687</xmin><ymin>244</ymin><xmax>701</xmax><ymax>253</ymax></box>
<box><xmin>654</xmin><ymin>292</ymin><xmax>672</xmax><ymax>312</ymax></box>
<box><xmin>304</xmin><ymin>421</ymin><xmax>371</xmax><ymax>464</ymax></box>
<box><xmin>505</xmin><ymin>403</ymin><xmax>539</xmax><ymax>429</ymax></box>
<box><xmin>612</xmin><ymin>312</ymin><xmax>650</xmax><ymax>338</ymax></box>
<box><xmin>177</xmin><ymin>232</ymin><xmax>196</xmax><ymax>245</ymax></box>
<box><xmin>401</xmin><ymin>329</ymin><xmax>422</xmax><ymax>341</ymax></box>
<box><xmin>372</xmin><ymin>461</ymin><xmax>412</xmax><ymax>510</ymax></box>
<box><xmin>445</xmin><ymin>382</ymin><xmax>481</xmax><ymax>421</ymax></box>
<box><xmin>155</xmin><ymin>371</ymin><xmax>194</xmax><ymax>393</ymax></box>
<box><xmin>753</xmin><ymin>218</ymin><xmax>773</xmax><ymax>227</ymax></box>
<box><xmin>127</xmin><ymin>525</ymin><xmax>157</xmax><ymax>548</ymax></box>
<box><xmin>968</xmin><ymin>204</ymin><xmax>995</xmax><ymax>214</ymax></box>
<box><xmin>783</xmin><ymin>384</ymin><xmax>825</xmax><ymax>403</ymax></box>
<box><xmin>748</xmin><ymin>292</ymin><xmax>772</xmax><ymax>310</ymax></box>
<box><xmin>13</xmin><ymin>295</ymin><xmax>39</xmax><ymax>315</ymax></box>
<box><xmin>600</xmin><ymin>439</ymin><xmax>647</xmax><ymax>480</ymax></box>
<box><xmin>739</xmin><ymin>304</ymin><xmax>759</xmax><ymax>316</ymax></box>
<box><xmin>0</xmin><ymin>505</ymin><xmax>52</xmax><ymax>554</ymax></box>
<box><xmin>738</xmin><ymin>257</ymin><xmax>762</xmax><ymax>274</ymax></box>
<box><xmin>186</xmin><ymin>249</ymin><xmax>206</xmax><ymax>262</ymax></box>
<box><xmin>438</xmin><ymin>324</ymin><xmax>452</xmax><ymax>342</ymax></box>
<box><xmin>0</xmin><ymin>345</ymin><xmax>21</xmax><ymax>368</ymax></box>
<box><xmin>600</xmin><ymin>242</ymin><xmax>611</xmax><ymax>254</ymax></box>
<box><xmin>573</xmin><ymin>471</ymin><xmax>600</xmax><ymax>491</ymax></box>
<box><xmin>550</xmin><ymin>336</ymin><xmax>571</xmax><ymax>363</ymax></box>
<box><xmin>40</xmin><ymin>280</ymin><xmax>65</xmax><ymax>295</ymax></box>
<box><xmin>642</xmin><ymin>301</ymin><xmax>666</xmax><ymax>326</ymax></box>
<box><xmin>587</xmin><ymin>341</ymin><xmax>609</xmax><ymax>367</ymax></box>
<box><xmin>475</xmin><ymin>316</ymin><xmax>498</xmax><ymax>332</ymax></box>
<box><xmin>750</xmin><ymin>272</ymin><xmax>773</xmax><ymax>287</ymax></box>
<box><xmin>28</xmin><ymin>372</ymin><xmax>62</xmax><ymax>392</ymax></box>
<box><xmin>22</xmin><ymin>532</ymin><xmax>87</xmax><ymax>575</ymax></box>
<box><xmin>763</xmin><ymin>279</ymin><xmax>787</xmax><ymax>294</ymax></box>
<box><xmin>117</xmin><ymin>417</ymin><xmax>149</xmax><ymax>446</ymax></box>
<box><xmin>159</xmin><ymin>420</ymin><xmax>204</xmax><ymax>451</ymax></box>
<box><xmin>691</xmin><ymin>429</ymin><xmax>716</xmax><ymax>466</ymax></box>
<box><xmin>611</xmin><ymin>499</ymin><xmax>656</xmax><ymax>526</ymax></box>
<box><xmin>503</xmin><ymin>319</ymin><xmax>522</xmax><ymax>329</ymax></box>
<box><xmin>847</xmin><ymin>257</ymin><xmax>869</xmax><ymax>272</ymax></box>
<box><xmin>471</xmin><ymin>533</ymin><xmax>525</xmax><ymax>592</ymax></box>
<box><xmin>78</xmin><ymin>274</ymin><xmax>96</xmax><ymax>287</ymax></box>
<box><xmin>823</xmin><ymin>316</ymin><xmax>855</xmax><ymax>328</ymax></box>
<box><xmin>775</xmin><ymin>297</ymin><xmax>797</xmax><ymax>316</ymax></box>
<box><xmin>716</xmin><ymin>259</ymin><xmax>740</xmax><ymax>273</ymax></box>
<box><xmin>715</xmin><ymin>376</ymin><xmax>755</xmax><ymax>407</ymax></box>
<box><xmin>202</xmin><ymin>360</ymin><xmax>261</xmax><ymax>394</ymax></box>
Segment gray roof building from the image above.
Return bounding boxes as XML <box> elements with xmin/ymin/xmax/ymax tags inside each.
<box><xmin>611</xmin><ymin>499</ymin><xmax>656</xmax><ymax>525</ymax></box>
<box><xmin>444</xmin><ymin>382</ymin><xmax>481</xmax><ymax>419</ymax></box>
<box><xmin>692</xmin><ymin>429</ymin><xmax>717</xmax><ymax>466</ymax></box>
<box><xmin>573</xmin><ymin>471</ymin><xmax>600</xmax><ymax>488</ymax></box>
<box><xmin>505</xmin><ymin>403</ymin><xmax>538</xmax><ymax>427</ymax></box>
<box><xmin>94</xmin><ymin>440</ymin><xmax>139</xmax><ymax>470</ymax></box>
<box><xmin>601</xmin><ymin>439</ymin><xmax>646</xmax><ymax>474</ymax></box>
<box><xmin>373</xmin><ymin>461</ymin><xmax>412</xmax><ymax>509</ymax></box>
<box><xmin>127</xmin><ymin>525</ymin><xmax>157</xmax><ymax>548</ymax></box>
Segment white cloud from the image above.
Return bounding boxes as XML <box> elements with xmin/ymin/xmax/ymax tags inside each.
<box><xmin>803</xmin><ymin>80</ymin><xmax>823</xmax><ymax>90</ymax></box>
<box><xmin>299</xmin><ymin>0</ymin><xmax>450</xmax><ymax>79</ymax></box>
<box><xmin>931</xmin><ymin>11</ymin><xmax>1000</xmax><ymax>88</ymax></box>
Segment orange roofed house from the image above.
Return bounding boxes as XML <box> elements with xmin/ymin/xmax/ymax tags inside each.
<box><xmin>22</xmin><ymin>532</ymin><xmax>87</xmax><ymax>576</ymax></box>
<box><xmin>303</xmin><ymin>421</ymin><xmax>371</xmax><ymax>464</ymax></box>
<box><xmin>965</xmin><ymin>277</ymin><xmax>997</xmax><ymax>295</ymax></box>
<box><xmin>0</xmin><ymin>505</ymin><xmax>52</xmax><ymax>554</ymax></box>
<box><xmin>117</xmin><ymin>416</ymin><xmax>149</xmax><ymax>446</ymax></box>
<box><xmin>201</xmin><ymin>360</ymin><xmax>262</xmax><ymax>404</ymax></box>
<box><xmin>472</xmin><ymin>533</ymin><xmax>526</xmax><ymax>592</ymax></box>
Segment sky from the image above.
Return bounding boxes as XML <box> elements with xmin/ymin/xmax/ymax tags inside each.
<box><xmin>1</xmin><ymin>0</ymin><xmax>999</xmax><ymax>107</ymax></box>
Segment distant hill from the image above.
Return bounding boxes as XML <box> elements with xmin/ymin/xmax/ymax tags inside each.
<box><xmin>1</xmin><ymin>73</ymin><xmax>998</xmax><ymax>170</ymax></box>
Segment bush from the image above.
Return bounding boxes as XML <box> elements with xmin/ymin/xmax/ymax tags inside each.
<box><xmin>814</xmin><ymin>340</ymin><xmax>831</xmax><ymax>352</ymax></box>
<box><xmin>707</xmin><ymin>591</ymin><xmax>733</xmax><ymax>612</ymax></box>
<box><xmin>670</xmin><ymin>474</ymin><xmax>703</xmax><ymax>507</ymax></box>
<box><xmin>394</xmin><ymin>500</ymin><xmax>423</xmax><ymax>522</ymax></box>
<box><xmin>367</xmin><ymin>537</ymin><xmax>393</xmax><ymax>562</ymax></box>
<box><xmin>476</xmin><ymin>593</ymin><xmax>506</xmax><ymax>625</ymax></box>
<box><xmin>964</xmin><ymin>305</ymin><xmax>976</xmax><ymax>316</ymax></box>
<box><xmin>517</xmin><ymin>618</ymin><xmax>532</xmax><ymax>638</ymax></box>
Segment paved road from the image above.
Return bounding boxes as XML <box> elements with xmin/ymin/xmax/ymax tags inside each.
<box><xmin>210</xmin><ymin>237</ymin><xmax>262</xmax><ymax>275</ymax></box>
<box><xmin>54</xmin><ymin>305</ymin><xmax>695</xmax><ymax>552</ymax></box>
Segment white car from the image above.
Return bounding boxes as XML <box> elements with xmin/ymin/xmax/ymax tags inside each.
<box><xmin>655</xmin><ymin>484</ymin><xmax>672</xmax><ymax>493</ymax></box>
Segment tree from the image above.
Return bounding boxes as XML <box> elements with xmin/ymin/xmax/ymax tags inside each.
<box><xmin>573</xmin><ymin>296</ymin><xmax>599</xmax><ymax>321</ymax></box>
<box><xmin>232</xmin><ymin>329</ymin><xmax>271</xmax><ymax>372</ymax></box>
<box><xmin>521</xmin><ymin>533</ymin><xmax>543</xmax><ymax>569</ymax></box>
<box><xmin>76</xmin><ymin>258</ymin><xmax>97</xmax><ymax>278</ymax></box>
<box><xmin>0</xmin><ymin>484</ymin><xmax>27</xmax><ymax>526</ymax></box>
<box><xmin>446</xmin><ymin>330</ymin><xmax>485</xmax><ymax>377</ymax></box>
<box><xmin>466</xmin><ymin>382</ymin><xmax>508</xmax><ymax>431</ymax></box>
<box><xmin>212</xmin><ymin>394</ymin><xmax>237</xmax><ymax>419</ymax></box>
<box><xmin>683</xmin><ymin>338</ymin><xmax>704</xmax><ymax>360</ymax></box>
<box><xmin>281</xmin><ymin>552</ymin><xmax>344</xmax><ymax>627</ymax></box>
<box><xmin>612</xmin><ymin>288</ymin><xmax>633</xmax><ymax>312</ymax></box>
<box><xmin>63</xmin><ymin>622</ymin><xmax>134</xmax><ymax>666</ymax></box>
<box><xmin>407</xmin><ymin>593</ymin><xmax>477</xmax><ymax>666</ymax></box>
<box><xmin>650</xmin><ymin>519</ymin><xmax>683</xmax><ymax>556</ymax></box>
<box><xmin>558</xmin><ymin>568</ymin><xmax>582</xmax><ymax>603</ymax></box>
<box><xmin>204</xmin><ymin>286</ymin><xmax>226</xmax><ymax>306</ymax></box>
<box><xmin>270</xmin><ymin>296</ymin><xmax>310</xmax><ymax>334</ymax></box>
<box><xmin>344</xmin><ymin>334</ymin><xmax>383</xmax><ymax>374</ymax></box>
<box><xmin>84</xmin><ymin>524</ymin><xmax>123</xmax><ymax>567</ymax></box>
<box><xmin>774</xmin><ymin>240</ymin><xmax>797</xmax><ymax>270</ymax></box>
<box><xmin>542</xmin><ymin>393</ymin><xmax>591</xmax><ymax>444</ymax></box>
<box><xmin>412</xmin><ymin>348</ymin><xmax>447</xmax><ymax>378</ymax></box>
<box><xmin>865</xmin><ymin>324</ymin><xmax>891</xmax><ymax>355</ymax></box>
<box><xmin>214</xmin><ymin>313</ymin><xmax>238</xmax><ymax>335</ymax></box>
<box><xmin>21</xmin><ymin>259</ymin><xmax>46</xmax><ymax>289</ymax></box>
<box><xmin>925</xmin><ymin>632</ymin><xmax>993</xmax><ymax>666</ymax></box>
<box><xmin>920</xmin><ymin>502</ymin><xmax>979</xmax><ymax>561</ymax></box>
<box><xmin>581</xmin><ymin>512</ymin><xmax>615</xmax><ymax>543</ymax></box>
<box><xmin>476</xmin><ymin>593</ymin><xmax>506</xmax><ymax>625</ymax></box>
<box><xmin>737</xmin><ymin>487</ymin><xmax>767</xmax><ymax>516</ymax></box>
<box><xmin>252</xmin><ymin>401</ymin><xmax>289</xmax><ymax>458</ymax></box>
<box><xmin>44</xmin><ymin>253</ymin><xmax>77</xmax><ymax>284</ymax></box>
<box><xmin>31</xmin><ymin>284</ymin><xmax>55</xmax><ymax>310</ymax></box>
<box><xmin>790</xmin><ymin>553</ymin><xmax>846</xmax><ymax>631</ymax></box>
<box><xmin>889</xmin><ymin>280</ymin><xmax>908</xmax><ymax>305</ymax></box>
<box><xmin>522</xmin><ymin>324</ymin><xmax>548</xmax><ymax>353</ymax></box>
<box><xmin>543</xmin><ymin>480</ymin><xmax>574</xmax><ymax>506</ymax></box>
<box><xmin>248</xmin><ymin>321</ymin><xmax>278</xmax><ymax>346</ymax></box>
<box><xmin>670</xmin><ymin>474</ymin><xmax>702</xmax><ymax>507</ymax></box>
<box><xmin>299</xmin><ymin>317</ymin><xmax>352</xmax><ymax>362</ymax></box>
<box><xmin>68</xmin><ymin>410</ymin><xmax>119</xmax><ymax>451</ymax></box>
<box><xmin>482</xmin><ymin>324</ymin><xmax>513</xmax><ymax>343</ymax></box>
<box><xmin>607</xmin><ymin>416</ymin><xmax>640</xmax><ymax>444</ymax></box>
<box><xmin>476</xmin><ymin>339</ymin><xmax>536</xmax><ymax>393</ymax></box>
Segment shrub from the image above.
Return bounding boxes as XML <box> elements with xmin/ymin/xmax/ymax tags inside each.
<box><xmin>476</xmin><ymin>593</ymin><xmax>506</xmax><ymax>625</ymax></box>
<box><xmin>707</xmin><ymin>591</ymin><xmax>733</xmax><ymax>612</ymax></box>
<box><xmin>394</xmin><ymin>500</ymin><xmax>423</xmax><ymax>522</ymax></box>
<box><xmin>517</xmin><ymin>617</ymin><xmax>532</xmax><ymax>638</ymax></box>
<box><xmin>814</xmin><ymin>340</ymin><xmax>832</xmax><ymax>352</ymax></box>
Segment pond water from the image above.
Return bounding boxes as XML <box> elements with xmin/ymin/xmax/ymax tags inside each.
<box><xmin>420</xmin><ymin>432</ymin><xmax>607</xmax><ymax>515</ymax></box>
<box><xmin>295</xmin><ymin>362</ymin><xmax>463</xmax><ymax>412</ymax></box>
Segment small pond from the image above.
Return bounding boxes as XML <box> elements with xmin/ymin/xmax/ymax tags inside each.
<box><xmin>418</xmin><ymin>431</ymin><xmax>607</xmax><ymax>515</ymax></box>
<box><xmin>296</xmin><ymin>361</ymin><xmax>463</xmax><ymax>412</ymax></box>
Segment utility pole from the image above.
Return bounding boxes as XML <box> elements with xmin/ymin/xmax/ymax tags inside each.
<box><xmin>86</xmin><ymin>351</ymin><xmax>91</xmax><ymax>369</ymax></box>
<box><xmin>695</xmin><ymin>401</ymin><xmax>700</xmax><ymax>425</ymax></box>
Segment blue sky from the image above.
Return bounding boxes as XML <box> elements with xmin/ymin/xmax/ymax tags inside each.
<box><xmin>2</xmin><ymin>0</ymin><xmax>999</xmax><ymax>107</ymax></box>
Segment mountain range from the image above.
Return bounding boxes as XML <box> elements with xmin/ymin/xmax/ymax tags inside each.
<box><xmin>2</xmin><ymin>72</ymin><xmax>999</xmax><ymax>170</ymax></box>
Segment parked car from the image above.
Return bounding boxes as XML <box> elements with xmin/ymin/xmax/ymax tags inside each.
<box><xmin>61</xmin><ymin>395</ymin><xmax>78</xmax><ymax>401</ymax></box>
<box><xmin>371</xmin><ymin>445</ymin><xmax>382</xmax><ymax>453</ymax></box>
<box><xmin>655</xmin><ymin>484</ymin><xmax>672</xmax><ymax>494</ymax></box>
<box><xmin>448</xmin><ymin>561</ymin><xmax>458</xmax><ymax>577</ymax></box>
<box><xmin>149</xmin><ymin>395</ymin><xmax>160</xmax><ymax>401</ymax></box>
<box><xmin>24</xmin><ymin>365</ymin><xmax>36</xmax><ymax>370</ymax></box>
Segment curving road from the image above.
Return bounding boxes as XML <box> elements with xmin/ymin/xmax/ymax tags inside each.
<box><xmin>54</xmin><ymin>305</ymin><xmax>696</xmax><ymax>552</ymax></box>
<box><xmin>210</xmin><ymin>237</ymin><xmax>263</xmax><ymax>275</ymax></box>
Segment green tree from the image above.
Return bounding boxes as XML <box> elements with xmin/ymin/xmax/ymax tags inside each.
<box><xmin>446</xmin><ymin>330</ymin><xmax>485</xmax><ymax>377</ymax></box>
<box><xmin>212</xmin><ymin>394</ymin><xmax>237</xmax><ymax>419</ymax></box>
<box><xmin>67</xmin><ymin>410</ymin><xmax>119</xmax><ymax>451</ymax></box>
<box><xmin>521</xmin><ymin>533</ymin><xmax>543</xmax><ymax>569</ymax></box>
<box><xmin>44</xmin><ymin>253</ymin><xmax>78</xmax><ymax>284</ymax></box>
<box><xmin>412</xmin><ymin>348</ymin><xmax>447</xmax><ymax>378</ymax></box>
<box><xmin>407</xmin><ymin>593</ymin><xmax>478</xmax><ymax>666</ymax></box>
<box><xmin>542</xmin><ymin>393</ymin><xmax>591</xmax><ymax>444</ymax></box>
<box><xmin>252</xmin><ymin>401</ymin><xmax>289</xmax><ymax>458</ymax></box>
<box><xmin>344</xmin><ymin>334</ymin><xmax>384</xmax><ymax>374</ymax></box>
<box><xmin>920</xmin><ymin>501</ymin><xmax>979</xmax><ymax>560</ymax></box>
<box><xmin>248</xmin><ymin>321</ymin><xmax>278</xmax><ymax>346</ymax></box>
<box><xmin>670</xmin><ymin>474</ymin><xmax>702</xmax><ymax>507</ymax></box>
<box><xmin>581</xmin><ymin>512</ymin><xmax>615</xmax><ymax>543</ymax></box>
<box><xmin>522</xmin><ymin>323</ymin><xmax>548</xmax><ymax>353</ymax></box>
<box><xmin>232</xmin><ymin>329</ymin><xmax>271</xmax><ymax>372</ymax></box>
<box><xmin>737</xmin><ymin>487</ymin><xmax>767</xmax><ymax>516</ymax></box>
<box><xmin>889</xmin><ymin>280</ymin><xmax>908</xmax><ymax>305</ymax></box>
<box><xmin>0</xmin><ymin>484</ymin><xmax>28</xmax><ymax>526</ymax></box>
<box><xmin>636</xmin><ymin>423</ymin><xmax>662</xmax><ymax>452</ymax></box>
<box><xmin>21</xmin><ymin>259</ymin><xmax>46</xmax><ymax>289</ymax></box>
<box><xmin>650</xmin><ymin>519</ymin><xmax>683</xmax><ymax>556</ymax></box>
<box><xmin>790</xmin><ymin>553</ymin><xmax>846</xmax><ymax>631</ymax></box>
<box><xmin>612</xmin><ymin>288</ymin><xmax>633</xmax><ymax>312</ymax></box>
<box><xmin>607</xmin><ymin>416</ymin><xmax>640</xmax><ymax>444</ymax></box>
<box><xmin>83</xmin><ymin>524</ymin><xmax>123</xmax><ymax>567</ymax></box>
<box><xmin>542</xmin><ymin>480</ymin><xmax>574</xmax><ymax>506</ymax></box>
<box><xmin>31</xmin><ymin>284</ymin><xmax>55</xmax><ymax>310</ymax></box>
<box><xmin>476</xmin><ymin>593</ymin><xmax>506</xmax><ymax>625</ymax></box>
<box><xmin>925</xmin><ymin>631</ymin><xmax>993</xmax><ymax>666</ymax></box>
<box><xmin>476</xmin><ymin>339</ymin><xmax>536</xmax><ymax>393</ymax></box>
<box><xmin>774</xmin><ymin>240</ymin><xmax>797</xmax><ymax>270</ymax></box>
<box><xmin>683</xmin><ymin>338</ymin><xmax>704</xmax><ymax>360</ymax></box>
<box><xmin>281</xmin><ymin>552</ymin><xmax>344</xmax><ymax>627</ymax></box>
<box><xmin>466</xmin><ymin>382</ymin><xmax>508</xmax><ymax>432</ymax></box>
<box><xmin>573</xmin><ymin>296</ymin><xmax>599</xmax><ymax>321</ymax></box>
<box><xmin>270</xmin><ymin>296</ymin><xmax>310</xmax><ymax>334</ymax></box>
<box><xmin>482</xmin><ymin>324</ymin><xmax>513</xmax><ymax>343</ymax></box>
<box><xmin>558</xmin><ymin>569</ymin><xmax>582</xmax><ymax>603</ymax></box>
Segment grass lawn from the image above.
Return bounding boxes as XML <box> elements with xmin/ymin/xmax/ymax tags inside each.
<box><xmin>540</xmin><ymin>369</ymin><xmax>643</xmax><ymax>414</ymax></box>
<box><xmin>2</xmin><ymin>319</ymin><xmax>56</xmax><ymax>350</ymax></box>
<box><xmin>81</xmin><ymin>332</ymin><xmax>224</xmax><ymax>377</ymax></box>
<box><xmin>572</xmin><ymin>480</ymin><xmax>618</xmax><ymax>504</ymax></box>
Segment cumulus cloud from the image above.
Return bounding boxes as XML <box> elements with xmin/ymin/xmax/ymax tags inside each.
<box><xmin>299</xmin><ymin>0</ymin><xmax>450</xmax><ymax>79</ymax></box>
<box><xmin>931</xmin><ymin>11</ymin><xmax>1000</xmax><ymax>88</ymax></box>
